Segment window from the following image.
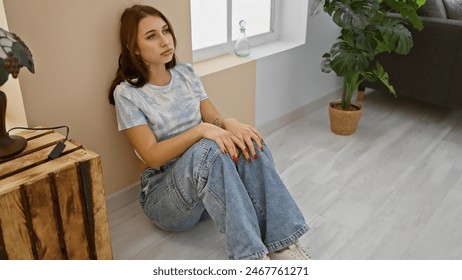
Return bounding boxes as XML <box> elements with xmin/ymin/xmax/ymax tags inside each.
<box><xmin>191</xmin><ymin>0</ymin><xmax>277</xmax><ymax>61</ymax></box>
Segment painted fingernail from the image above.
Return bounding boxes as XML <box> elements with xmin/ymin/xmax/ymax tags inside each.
<box><xmin>253</xmin><ymin>154</ymin><xmax>258</xmax><ymax>159</ymax></box>
<box><xmin>233</xmin><ymin>155</ymin><xmax>238</xmax><ymax>161</ymax></box>
<box><xmin>260</xmin><ymin>146</ymin><xmax>264</xmax><ymax>152</ymax></box>
<box><xmin>245</xmin><ymin>148</ymin><xmax>249</xmax><ymax>153</ymax></box>
<box><xmin>247</xmin><ymin>157</ymin><xmax>251</xmax><ymax>162</ymax></box>
<box><xmin>223</xmin><ymin>149</ymin><xmax>228</xmax><ymax>154</ymax></box>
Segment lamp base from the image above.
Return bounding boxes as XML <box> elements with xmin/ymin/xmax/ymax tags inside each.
<box><xmin>0</xmin><ymin>134</ymin><xmax>27</xmax><ymax>159</ymax></box>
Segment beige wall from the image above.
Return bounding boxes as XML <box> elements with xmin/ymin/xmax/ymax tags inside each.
<box><xmin>4</xmin><ymin>0</ymin><xmax>256</xmax><ymax>195</ymax></box>
<box><xmin>196</xmin><ymin>56</ymin><xmax>256</xmax><ymax>126</ymax></box>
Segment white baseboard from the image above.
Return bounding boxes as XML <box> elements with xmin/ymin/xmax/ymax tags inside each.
<box><xmin>106</xmin><ymin>181</ymin><xmax>140</xmax><ymax>214</ymax></box>
<box><xmin>258</xmin><ymin>88</ymin><xmax>342</xmax><ymax>136</ymax></box>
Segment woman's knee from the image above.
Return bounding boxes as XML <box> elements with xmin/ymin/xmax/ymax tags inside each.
<box><xmin>194</xmin><ymin>138</ymin><xmax>229</xmax><ymax>165</ymax></box>
<box><xmin>198</xmin><ymin>138</ymin><xmax>223</xmax><ymax>153</ymax></box>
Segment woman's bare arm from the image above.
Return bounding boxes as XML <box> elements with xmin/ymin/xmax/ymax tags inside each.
<box><xmin>124</xmin><ymin>124</ymin><xmax>204</xmax><ymax>168</ymax></box>
<box><xmin>124</xmin><ymin>117</ymin><xmax>243</xmax><ymax>168</ymax></box>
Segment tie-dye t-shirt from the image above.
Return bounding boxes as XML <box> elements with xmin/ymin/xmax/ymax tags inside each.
<box><xmin>114</xmin><ymin>64</ymin><xmax>208</xmax><ymax>141</ymax></box>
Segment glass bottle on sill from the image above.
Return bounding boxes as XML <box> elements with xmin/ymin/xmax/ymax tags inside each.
<box><xmin>234</xmin><ymin>20</ymin><xmax>251</xmax><ymax>57</ymax></box>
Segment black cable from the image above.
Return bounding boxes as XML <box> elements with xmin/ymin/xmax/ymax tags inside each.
<box><xmin>7</xmin><ymin>125</ymin><xmax>70</xmax><ymax>140</ymax></box>
<box><xmin>7</xmin><ymin>125</ymin><xmax>70</xmax><ymax>160</ymax></box>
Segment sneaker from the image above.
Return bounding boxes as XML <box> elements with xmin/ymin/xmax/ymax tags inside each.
<box><xmin>256</xmin><ymin>255</ymin><xmax>270</xmax><ymax>260</ymax></box>
<box><xmin>268</xmin><ymin>242</ymin><xmax>311</xmax><ymax>260</ymax></box>
<box><xmin>255</xmin><ymin>255</ymin><xmax>270</xmax><ymax>261</ymax></box>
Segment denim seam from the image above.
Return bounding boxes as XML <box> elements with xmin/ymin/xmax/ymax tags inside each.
<box><xmin>265</xmin><ymin>224</ymin><xmax>310</xmax><ymax>253</ymax></box>
<box><xmin>247</xmin><ymin>191</ymin><xmax>266</xmax><ymax>220</ymax></box>
<box><xmin>168</xmin><ymin>168</ymin><xmax>198</xmax><ymax>213</ymax></box>
<box><xmin>229</xmin><ymin>247</ymin><xmax>269</xmax><ymax>260</ymax></box>
<box><xmin>196</xmin><ymin>141</ymin><xmax>227</xmax><ymax>218</ymax></box>
<box><xmin>195</xmin><ymin>141</ymin><xmax>211</xmax><ymax>184</ymax></box>
<box><xmin>196</xmin><ymin>140</ymin><xmax>228</xmax><ymax>197</ymax></box>
<box><xmin>142</xmin><ymin>172</ymin><xmax>168</xmax><ymax>211</ymax></box>
<box><xmin>147</xmin><ymin>215</ymin><xmax>170</xmax><ymax>231</ymax></box>
<box><xmin>195</xmin><ymin>141</ymin><xmax>224</xmax><ymax>185</ymax></box>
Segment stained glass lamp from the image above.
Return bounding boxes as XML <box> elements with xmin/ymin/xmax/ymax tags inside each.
<box><xmin>0</xmin><ymin>27</ymin><xmax>34</xmax><ymax>159</ymax></box>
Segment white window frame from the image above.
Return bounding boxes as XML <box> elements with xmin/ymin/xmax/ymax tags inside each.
<box><xmin>192</xmin><ymin>0</ymin><xmax>279</xmax><ymax>62</ymax></box>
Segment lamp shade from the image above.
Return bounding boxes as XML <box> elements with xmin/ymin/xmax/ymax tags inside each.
<box><xmin>0</xmin><ymin>27</ymin><xmax>34</xmax><ymax>85</ymax></box>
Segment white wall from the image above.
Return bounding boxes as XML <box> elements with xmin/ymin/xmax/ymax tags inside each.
<box><xmin>256</xmin><ymin>12</ymin><xmax>341</xmax><ymax>128</ymax></box>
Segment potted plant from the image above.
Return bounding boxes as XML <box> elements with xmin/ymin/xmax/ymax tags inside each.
<box><xmin>311</xmin><ymin>0</ymin><xmax>426</xmax><ymax>135</ymax></box>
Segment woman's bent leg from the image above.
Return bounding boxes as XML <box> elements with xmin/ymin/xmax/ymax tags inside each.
<box><xmin>141</xmin><ymin>139</ymin><xmax>269</xmax><ymax>259</ymax></box>
<box><xmin>180</xmin><ymin>139</ymin><xmax>269</xmax><ymax>260</ymax></box>
<box><xmin>236</xmin><ymin>142</ymin><xmax>309</xmax><ymax>253</ymax></box>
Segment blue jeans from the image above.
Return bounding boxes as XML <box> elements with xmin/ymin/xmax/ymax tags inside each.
<box><xmin>139</xmin><ymin>139</ymin><xmax>309</xmax><ymax>260</ymax></box>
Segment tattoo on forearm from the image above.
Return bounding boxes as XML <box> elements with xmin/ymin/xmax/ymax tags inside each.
<box><xmin>212</xmin><ymin>116</ymin><xmax>221</xmax><ymax>127</ymax></box>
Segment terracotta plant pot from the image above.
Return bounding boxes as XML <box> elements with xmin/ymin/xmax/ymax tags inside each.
<box><xmin>328</xmin><ymin>101</ymin><xmax>363</xmax><ymax>135</ymax></box>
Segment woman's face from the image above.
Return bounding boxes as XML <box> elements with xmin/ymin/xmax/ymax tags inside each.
<box><xmin>136</xmin><ymin>15</ymin><xmax>175</xmax><ymax>68</ymax></box>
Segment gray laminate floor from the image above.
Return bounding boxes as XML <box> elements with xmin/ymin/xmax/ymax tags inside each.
<box><xmin>108</xmin><ymin>92</ymin><xmax>462</xmax><ymax>260</ymax></box>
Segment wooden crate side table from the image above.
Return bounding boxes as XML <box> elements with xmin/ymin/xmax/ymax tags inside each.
<box><xmin>0</xmin><ymin>129</ymin><xmax>112</xmax><ymax>260</ymax></box>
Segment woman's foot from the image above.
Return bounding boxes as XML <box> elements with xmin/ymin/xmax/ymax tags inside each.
<box><xmin>268</xmin><ymin>242</ymin><xmax>311</xmax><ymax>260</ymax></box>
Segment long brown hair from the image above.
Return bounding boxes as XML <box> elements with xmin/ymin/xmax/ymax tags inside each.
<box><xmin>108</xmin><ymin>5</ymin><xmax>177</xmax><ymax>105</ymax></box>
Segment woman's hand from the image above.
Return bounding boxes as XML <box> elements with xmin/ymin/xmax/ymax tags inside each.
<box><xmin>199</xmin><ymin>100</ymin><xmax>263</xmax><ymax>161</ymax></box>
<box><xmin>199</xmin><ymin>123</ymin><xmax>246</xmax><ymax>162</ymax></box>
<box><xmin>223</xmin><ymin>118</ymin><xmax>264</xmax><ymax>160</ymax></box>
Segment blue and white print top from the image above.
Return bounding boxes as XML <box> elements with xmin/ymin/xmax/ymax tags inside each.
<box><xmin>114</xmin><ymin>64</ymin><xmax>208</xmax><ymax>141</ymax></box>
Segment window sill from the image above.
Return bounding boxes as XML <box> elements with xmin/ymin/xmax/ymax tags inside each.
<box><xmin>194</xmin><ymin>39</ymin><xmax>304</xmax><ymax>77</ymax></box>
<box><xmin>194</xmin><ymin>54</ymin><xmax>254</xmax><ymax>77</ymax></box>
<box><xmin>250</xmin><ymin>39</ymin><xmax>305</xmax><ymax>59</ymax></box>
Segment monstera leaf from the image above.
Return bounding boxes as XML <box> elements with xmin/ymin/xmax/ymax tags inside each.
<box><xmin>322</xmin><ymin>41</ymin><xmax>369</xmax><ymax>77</ymax></box>
<box><xmin>324</xmin><ymin>0</ymin><xmax>381</xmax><ymax>29</ymax></box>
<box><xmin>368</xmin><ymin>62</ymin><xmax>396</xmax><ymax>97</ymax></box>
<box><xmin>341</xmin><ymin>28</ymin><xmax>378</xmax><ymax>59</ymax></box>
<box><xmin>377</xmin><ymin>17</ymin><xmax>413</xmax><ymax>54</ymax></box>
<box><xmin>384</xmin><ymin>0</ymin><xmax>426</xmax><ymax>31</ymax></box>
